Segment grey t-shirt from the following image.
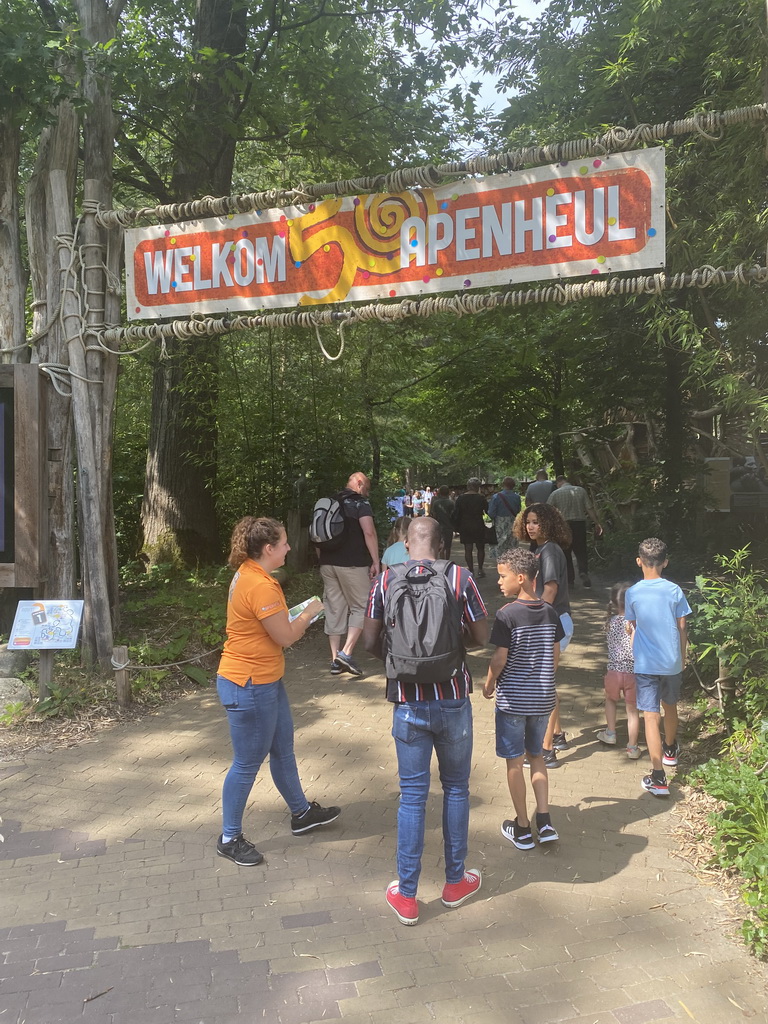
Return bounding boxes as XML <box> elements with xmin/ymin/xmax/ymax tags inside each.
<box><xmin>534</xmin><ymin>540</ymin><xmax>571</xmax><ymax>616</ymax></box>
<box><xmin>525</xmin><ymin>479</ymin><xmax>556</xmax><ymax>505</ymax></box>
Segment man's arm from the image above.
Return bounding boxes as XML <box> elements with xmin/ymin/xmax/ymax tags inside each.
<box><xmin>483</xmin><ymin>645</ymin><xmax>507</xmax><ymax>698</ymax></box>
<box><xmin>360</xmin><ymin>515</ymin><xmax>380</xmax><ymax>580</ymax></box>
<box><xmin>465</xmin><ymin>616</ymin><xmax>489</xmax><ymax>649</ymax></box>
<box><xmin>362</xmin><ymin>615</ymin><xmax>384</xmax><ymax>661</ymax></box>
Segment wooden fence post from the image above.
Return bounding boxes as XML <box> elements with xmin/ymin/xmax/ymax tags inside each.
<box><xmin>113</xmin><ymin>645</ymin><xmax>131</xmax><ymax>707</ymax></box>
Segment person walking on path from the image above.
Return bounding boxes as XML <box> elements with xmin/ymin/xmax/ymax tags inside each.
<box><xmin>429</xmin><ymin>484</ymin><xmax>456</xmax><ymax>557</ymax></box>
<box><xmin>318</xmin><ymin>471</ymin><xmax>380</xmax><ymax>677</ymax></box>
<box><xmin>547</xmin><ymin>475</ymin><xmax>603</xmax><ymax>588</ymax></box>
<box><xmin>216</xmin><ymin>517</ymin><xmax>341</xmax><ymax>867</ymax></box>
<box><xmin>514</xmin><ymin>503</ymin><xmax>573</xmax><ymax>767</ymax></box>
<box><xmin>452</xmin><ymin>477</ymin><xmax>489</xmax><ymax>577</ymax></box>
<box><xmin>597</xmin><ymin>582</ymin><xmax>642</xmax><ymax>759</ymax></box>
<box><xmin>524</xmin><ymin>469</ymin><xmax>556</xmax><ymax>506</ymax></box>
<box><xmin>624</xmin><ymin>538</ymin><xmax>692</xmax><ymax>798</ymax></box>
<box><xmin>363</xmin><ymin>517</ymin><xmax>489</xmax><ymax>926</ymax></box>
<box><xmin>483</xmin><ymin>548</ymin><xmax>564</xmax><ymax>850</ymax></box>
<box><xmin>488</xmin><ymin>477</ymin><xmax>521</xmax><ymax>558</ymax></box>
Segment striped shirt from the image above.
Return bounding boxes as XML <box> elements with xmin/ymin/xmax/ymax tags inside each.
<box><xmin>489</xmin><ymin>599</ymin><xmax>565</xmax><ymax>715</ymax></box>
<box><xmin>367</xmin><ymin>560</ymin><xmax>487</xmax><ymax>703</ymax></box>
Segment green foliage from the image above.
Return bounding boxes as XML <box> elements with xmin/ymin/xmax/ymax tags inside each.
<box><xmin>0</xmin><ymin>701</ymin><xmax>29</xmax><ymax>727</ymax></box>
<box><xmin>691</xmin><ymin>723</ymin><xmax>768</xmax><ymax>957</ymax></box>
<box><xmin>688</xmin><ymin>546</ymin><xmax>768</xmax><ymax>720</ymax></box>
<box><xmin>35</xmin><ymin>684</ymin><xmax>91</xmax><ymax>719</ymax></box>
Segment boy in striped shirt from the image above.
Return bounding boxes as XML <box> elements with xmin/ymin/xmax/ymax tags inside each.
<box><xmin>483</xmin><ymin>548</ymin><xmax>564</xmax><ymax>849</ymax></box>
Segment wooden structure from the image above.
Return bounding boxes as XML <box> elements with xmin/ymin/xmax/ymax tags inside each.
<box><xmin>0</xmin><ymin>365</ymin><xmax>48</xmax><ymax>589</ymax></box>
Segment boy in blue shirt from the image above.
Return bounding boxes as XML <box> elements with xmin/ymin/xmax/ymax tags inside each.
<box><xmin>624</xmin><ymin>538</ymin><xmax>692</xmax><ymax>797</ymax></box>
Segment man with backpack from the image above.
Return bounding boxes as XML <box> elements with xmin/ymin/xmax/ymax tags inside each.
<box><xmin>311</xmin><ymin>472</ymin><xmax>379</xmax><ymax>677</ymax></box>
<box><xmin>363</xmin><ymin>518</ymin><xmax>489</xmax><ymax>926</ymax></box>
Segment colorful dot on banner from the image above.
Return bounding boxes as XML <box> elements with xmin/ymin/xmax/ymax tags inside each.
<box><xmin>230</xmin><ymin>242</ymin><xmax>237</xmax><ymax>251</ymax></box>
<box><xmin>410</xmin><ymin>239</ymin><xmax>418</xmax><ymax>247</ymax></box>
<box><xmin>256</xmin><ymin>210</ymin><xmax>262</xmax><ymax>216</ymax></box>
<box><xmin>227</xmin><ymin>214</ymin><xmax>234</xmax><ymax>220</ymax></box>
<box><xmin>323</xmin><ymin>244</ymin><xmax>330</xmax><ymax>252</ymax></box>
<box><xmin>171</xmin><ymin>281</ymin><xmax>177</xmax><ymax>288</ymax></box>
<box><xmin>440</xmin><ymin>201</ymin><xmax>449</xmax><ymax>210</ymax></box>
<box><xmin>593</xmin><ymin>159</ymin><xmax>602</xmax><ymax>168</ymax></box>
<box><xmin>278</xmin><ymin>231</ymin><xmax>285</xmax><ymax>238</ymax></box>
<box><xmin>463</xmin><ymin>279</ymin><xmax>471</xmax><ymax>287</ymax></box>
<box><xmin>170</xmin><ymin>237</ymin><xmax>176</xmax><ymax>245</ymax></box>
<box><xmin>579</xmin><ymin>166</ymin><xmax>589</xmax><ymax>175</ymax></box>
<box><xmin>287</xmin><ymin>219</ymin><xmax>293</xmax><ymax>226</ymax></box>
<box><xmin>389</xmin><ymin>289</ymin><xmax>396</xmax><ymax>297</ymax></box>
<box><xmin>189</xmin><ymin>254</ymin><xmax>196</xmax><ymax>261</ymax></box>
<box><xmin>135</xmin><ymin>306</ymin><xmax>141</xmax><ymax>313</ymax></box>
<box><xmin>560</xmin><ymin>161</ymin><xmax>568</xmax><ymax>167</ymax></box>
<box><xmin>422</xmin><ymin>274</ymin><xmax>431</xmax><ymax>283</ymax></box>
<box><xmin>436</xmin><ymin>268</ymin><xmax>443</xmax><ymax>276</ymax></box>
<box><xmin>591</xmin><ymin>269</ymin><xmax>600</xmax><ymax>275</ymax></box>
<box><xmin>647</xmin><ymin>227</ymin><xmax>657</xmax><ymax>237</ymax></box>
<box><xmin>228</xmin><ymin>254</ymin><xmax>235</xmax><ymax>263</ymax></box>
<box><xmin>309</xmin><ymin>204</ymin><xmax>316</xmax><ymax>212</ymax></box>
<box><xmin>546</xmin><ymin>188</ymin><xmax>555</xmax><ymax>197</ymax></box>
<box><xmin>597</xmin><ymin>255</ymin><xmax>606</xmax><ymax>264</ymax></box>
<box><xmin>607</xmin><ymin>216</ymin><xmax>617</xmax><ymax>226</ymax></box>
<box><xmin>295</xmin><ymin>261</ymin><xmax>302</xmax><ymax>269</ymax></box>
<box><xmin>164</xmin><ymin>230</ymin><xmax>170</xmax><ymax>237</ymax></box>
<box><xmin>353</xmin><ymin>197</ymin><xmax>360</xmax><ymax>206</ymax></box>
<box><xmin>451</xmin><ymin>193</ymin><xmax>459</xmax><ymax>201</ymax></box>
<box><xmin>242</xmin><ymin>231</ymin><xmax>248</xmax><ymax>238</ymax></box>
<box><xmin>548</xmin><ymin>234</ymin><xmax>557</xmax><ymax>243</ymax></box>
<box><xmin>257</xmin><ymin>258</ymin><xmax>263</xmax><ymax>266</ymax></box>
<box><xmin>362</xmin><ymin>271</ymin><xmax>370</xmax><ymax>279</ymax></box>
<box><xmin>368</xmin><ymin>258</ymin><xmax>375</xmax><ymax>268</ymax></box>
<box><xmin>279</xmin><ymin>215</ymin><xmax>286</xmax><ymax>222</ymax></box>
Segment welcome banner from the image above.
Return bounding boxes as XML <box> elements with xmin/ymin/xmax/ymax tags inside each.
<box><xmin>125</xmin><ymin>148</ymin><xmax>665</xmax><ymax>319</ymax></box>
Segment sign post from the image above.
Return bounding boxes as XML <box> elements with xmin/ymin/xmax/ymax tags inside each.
<box><xmin>7</xmin><ymin>600</ymin><xmax>85</xmax><ymax>699</ymax></box>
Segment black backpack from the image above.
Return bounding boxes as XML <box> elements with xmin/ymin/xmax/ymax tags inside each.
<box><xmin>383</xmin><ymin>560</ymin><xmax>465</xmax><ymax>684</ymax></box>
<box><xmin>309</xmin><ymin>492</ymin><xmax>348</xmax><ymax>552</ymax></box>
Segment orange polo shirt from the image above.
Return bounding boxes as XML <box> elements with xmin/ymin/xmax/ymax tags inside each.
<box><xmin>217</xmin><ymin>560</ymin><xmax>287</xmax><ymax>686</ymax></box>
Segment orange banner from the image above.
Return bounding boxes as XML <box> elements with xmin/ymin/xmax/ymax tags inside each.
<box><xmin>125</xmin><ymin>148</ymin><xmax>665</xmax><ymax>319</ymax></box>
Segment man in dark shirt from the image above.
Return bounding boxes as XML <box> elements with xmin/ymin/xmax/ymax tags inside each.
<box><xmin>319</xmin><ymin>472</ymin><xmax>379</xmax><ymax>677</ymax></box>
<box><xmin>363</xmin><ymin>518</ymin><xmax>488</xmax><ymax>925</ymax></box>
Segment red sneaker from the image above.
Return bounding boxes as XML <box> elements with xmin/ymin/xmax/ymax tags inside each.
<box><xmin>441</xmin><ymin>868</ymin><xmax>482</xmax><ymax>908</ymax></box>
<box><xmin>386</xmin><ymin>881</ymin><xmax>419</xmax><ymax>925</ymax></box>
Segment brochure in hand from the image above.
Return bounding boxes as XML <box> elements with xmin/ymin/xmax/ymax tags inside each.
<box><xmin>288</xmin><ymin>596</ymin><xmax>324</xmax><ymax>624</ymax></box>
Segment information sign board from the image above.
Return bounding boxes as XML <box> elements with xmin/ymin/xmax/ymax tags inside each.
<box><xmin>8</xmin><ymin>601</ymin><xmax>84</xmax><ymax>650</ymax></box>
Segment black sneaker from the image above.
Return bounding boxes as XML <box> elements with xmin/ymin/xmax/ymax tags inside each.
<box><xmin>641</xmin><ymin>772</ymin><xmax>669</xmax><ymax>797</ymax></box>
<box><xmin>216</xmin><ymin>834</ymin><xmax>264</xmax><ymax>866</ymax></box>
<box><xmin>291</xmin><ymin>801</ymin><xmax>341</xmax><ymax>835</ymax></box>
<box><xmin>501</xmin><ymin>818</ymin><xmax>535</xmax><ymax>850</ymax></box>
<box><xmin>335</xmin><ymin>651</ymin><xmax>363</xmax><ymax>676</ymax></box>
<box><xmin>543</xmin><ymin>748</ymin><xmax>561</xmax><ymax>768</ymax></box>
<box><xmin>580</xmin><ymin>573</ymin><xmax>591</xmax><ymax>588</ymax></box>
<box><xmin>552</xmin><ymin>732</ymin><xmax>570</xmax><ymax>751</ymax></box>
<box><xmin>536</xmin><ymin>813</ymin><xmax>559</xmax><ymax>843</ymax></box>
<box><xmin>330</xmin><ymin>659</ymin><xmax>343</xmax><ymax>675</ymax></box>
<box><xmin>662</xmin><ymin>741</ymin><xmax>680</xmax><ymax>767</ymax></box>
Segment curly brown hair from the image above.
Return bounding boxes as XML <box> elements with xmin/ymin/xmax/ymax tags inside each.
<box><xmin>513</xmin><ymin>503</ymin><xmax>573</xmax><ymax>547</ymax></box>
<box><xmin>227</xmin><ymin>517</ymin><xmax>283</xmax><ymax>569</ymax></box>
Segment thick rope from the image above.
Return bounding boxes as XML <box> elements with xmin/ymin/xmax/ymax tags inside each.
<box><xmin>97</xmin><ymin>263</ymin><xmax>768</xmax><ymax>348</ymax></box>
<box><xmin>94</xmin><ymin>103</ymin><xmax>768</xmax><ymax>228</ymax></box>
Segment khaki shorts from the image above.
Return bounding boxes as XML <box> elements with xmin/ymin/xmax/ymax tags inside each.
<box><xmin>320</xmin><ymin>564</ymin><xmax>372</xmax><ymax>635</ymax></box>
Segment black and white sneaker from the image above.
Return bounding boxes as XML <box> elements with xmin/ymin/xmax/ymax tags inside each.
<box><xmin>291</xmin><ymin>801</ymin><xmax>341</xmax><ymax>835</ymax></box>
<box><xmin>501</xmin><ymin>818</ymin><xmax>535</xmax><ymax>850</ymax></box>
<box><xmin>552</xmin><ymin>732</ymin><xmax>570</xmax><ymax>751</ymax></box>
<box><xmin>543</xmin><ymin>748</ymin><xmax>561</xmax><ymax>768</ymax></box>
<box><xmin>662</xmin><ymin>741</ymin><xmax>680</xmax><ymax>767</ymax></box>
<box><xmin>217</xmin><ymin>834</ymin><xmax>264</xmax><ymax>866</ymax></box>
<box><xmin>641</xmin><ymin>772</ymin><xmax>669</xmax><ymax>797</ymax></box>
<box><xmin>335</xmin><ymin>651</ymin><xmax>363</xmax><ymax>676</ymax></box>
<box><xmin>330</xmin><ymin>659</ymin><xmax>343</xmax><ymax>675</ymax></box>
<box><xmin>536</xmin><ymin>814</ymin><xmax>559</xmax><ymax>843</ymax></box>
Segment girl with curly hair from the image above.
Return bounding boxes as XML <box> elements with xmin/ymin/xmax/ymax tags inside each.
<box><xmin>513</xmin><ymin>503</ymin><xmax>573</xmax><ymax>766</ymax></box>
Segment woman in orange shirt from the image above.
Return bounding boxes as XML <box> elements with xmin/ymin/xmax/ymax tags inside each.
<box><xmin>216</xmin><ymin>517</ymin><xmax>340</xmax><ymax>867</ymax></box>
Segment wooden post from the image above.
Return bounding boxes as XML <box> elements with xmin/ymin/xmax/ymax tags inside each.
<box><xmin>113</xmin><ymin>645</ymin><xmax>131</xmax><ymax>708</ymax></box>
<box><xmin>38</xmin><ymin>649</ymin><xmax>54</xmax><ymax>700</ymax></box>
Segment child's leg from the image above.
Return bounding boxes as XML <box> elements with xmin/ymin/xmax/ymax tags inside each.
<box><xmin>643</xmin><ymin>711</ymin><xmax>663</xmax><ymax>770</ymax></box>
<box><xmin>505</xmin><ymin>756</ymin><xmax>529</xmax><ymax>826</ymax></box>
<box><xmin>626</xmin><ymin>703</ymin><xmax>640</xmax><ymax>747</ymax></box>
<box><xmin>605</xmin><ymin>696</ymin><xmax>618</xmax><ymax>732</ymax></box>
<box><xmin>527</xmin><ymin>755</ymin><xmax>549</xmax><ymax>814</ymax></box>
<box><xmin>543</xmin><ymin>698</ymin><xmax>561</xmax><ymax>749</ymax></box>
<box><xmin>661</xmin><ymin>701</ymin><xmax>678</xmax><ymax>746</ymax></box>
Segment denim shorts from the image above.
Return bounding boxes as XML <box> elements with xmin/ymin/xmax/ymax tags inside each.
<box><xmin>495</xmin><ymin>710</ymin><xmax>550</xmax><ymax>760</ymax></box>
<box><xmin>635</xmin><ymin>672</ymin><xmax>682</xmax><ymax>713</ymax></box>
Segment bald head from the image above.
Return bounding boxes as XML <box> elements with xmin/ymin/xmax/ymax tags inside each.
<box><xmin>406</xmin><ymin>517</ymin><xmax>441</xmax><ymax>559</ymax></box>
<box><xmin>347</xmin><ymin>472</ymin><xmax>371</xmax><ymax>496</ymax></box>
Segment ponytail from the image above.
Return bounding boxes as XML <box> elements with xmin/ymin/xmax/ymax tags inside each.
<box><xmin>228</xmin><ymin>517</ymin><xmax>283</xmax><ymax>569</ymax></box>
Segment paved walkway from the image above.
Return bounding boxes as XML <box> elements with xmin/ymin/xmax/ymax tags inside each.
<box><xmin>1</xmin><ymin>575</ymin><xmax>767</xmax><ymax>1024</ymax></box>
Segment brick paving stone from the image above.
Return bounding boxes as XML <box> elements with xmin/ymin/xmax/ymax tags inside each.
<box><xmin>613</xmin><ymin>999</ymin><xmax>678</xmax><ymax>1023</ymax></box>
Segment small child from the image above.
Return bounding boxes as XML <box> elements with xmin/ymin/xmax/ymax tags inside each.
<box><xmin>382</xmin><ymin>517</ymin><xmax>411</xmax><ymax>566</ymax></box>
<box><xmin>597</xmin><ymin>582</ymin><xmax>641</xmax><ymax>759</ymax></box>
<box><xmin>483</xmin><ymin>548</ymin><xmax>565</xmax><ymax>849</ymax></box>
<box><xmin>624</xmin><ymin>538</ymin><xmax>692</xmax><ymax>798</ymax></box>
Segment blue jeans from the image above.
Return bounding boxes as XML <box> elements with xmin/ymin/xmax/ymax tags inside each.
<box><xmin>391</xmin><ymin>699</ymin><xmax>473</xmax><ymax>897</ymax></box>
<box><xmin>217</xmin><ymin>676</ymin><xmax>309</xmax><ymax>836</ymax></box>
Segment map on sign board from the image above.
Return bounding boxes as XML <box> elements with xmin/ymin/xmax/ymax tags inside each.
<box><xmin>8</xmin><ymin>601</ymin><xmax>84</xmax><ymax>650</ymax></box>
<box><xmin>125</xmin><ymin>147</ymin><xmax>666</xmax><ymax>319</ymax></box>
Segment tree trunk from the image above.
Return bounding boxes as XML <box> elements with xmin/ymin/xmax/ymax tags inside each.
<box><xmin>141</xmin><ymin>0</ymin><xmax>249</xmax><ymax>567</ymax></box>
<box><xmin>662</xmin><ymin>340</ymin><xmax>686</xmax><ymax>532</ymax></box>
<box><xmin>0</xmin><ymin>113</ymin><xmax>26</xmax><ymax>361</ymax></box>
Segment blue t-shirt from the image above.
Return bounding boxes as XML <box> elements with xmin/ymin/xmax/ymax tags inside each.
<box><xmin>624</xmin><ymin>578</ymin><xmax>692</xmax><ymax>675</ymax></box>
<box><xmin>382</xmin><ymin>541</ymin><xmax>409</xmax><ymax>566</ymax></box>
